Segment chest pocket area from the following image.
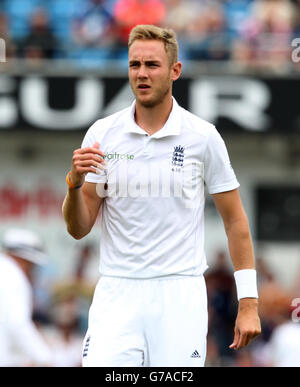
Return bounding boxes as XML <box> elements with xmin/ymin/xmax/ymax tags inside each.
<box><xmin>177</xmin><ymin>161</ymin><xmax>204</xmax><ymax>204</ymax></box>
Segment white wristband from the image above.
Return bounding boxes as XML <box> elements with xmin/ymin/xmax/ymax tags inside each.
<box><xmin>234</xmin><ymin>269</ymin><xmax>258</xmax><ymax>300</ymax></box>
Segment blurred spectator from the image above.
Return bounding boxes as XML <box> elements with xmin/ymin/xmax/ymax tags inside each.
<box><xmin>22</xmin><ymin>8</ymin><xmax>58</xmax><ymax>61</ymax></box>
<box><xmin>234</xmin><ymin>348</ymin><xmax>256</xmax><ymax>367</ymax></box>
<box><xmin>51</xmin><ymin>243</ymin><xmax>98</xmax><ymax>335</ymax></box>
<box><xmin>293</xmin><ymin>0</ymin><xmax>300</xmax><ymax>35</ymax></box>
<box><xmin>241</xmin><ymin>261</ymin><xmax>297</xmax><ymax>367</ymax></box>
<box><xmin>258</xmin><ymin>275</ymin><xmax>292</xmax><ymax>326</ymax></box>
<box><xmin>255</xmin><ymin>269</ymin><xmax>293</xmax><ymax>365</ymax></box>
<box><xmin>0</xmin><ymin>0</ymin><xmax>298</xmax><ymax>70</ymax></box>
<box><xmin>231</xmin><ymin>37</ymin><xmax>257</xmax><ymax>69</ymax></box>
<box><xmin>291</xmin><ymin>272</ymin><xmax>300</xmax><ymax>296</ymax></box>
<box><xmin>163</xmin><ymin>0</ymin><xmax>203</xmax><ymax>60</ymax></box>
<box><xmin>252</xmin><ymin>0</ymin><xmax>295</xmax><ymax>33</ymax></box>
<box><xmin>114</xmin><ymin>0</ymin><xmax>166</xmax><ymax>48</ymax></box>
<box><xmin>262</xmin><ymin>296</ymin><xmax>300</xmax><ymax>367</ymax></box>
<box><xmin>0</xmin><ymin>12</ymin><xmax>16</xmax><ymax>60</ymax></box>
<box><xmin>267</xmin><ymin>318</ymin><xmax>300</xmax><ymax>366</ymax></box>
<box><xmin>39</xmin><ymin>243</ymin><xmax>99</xmax><ymax>367</ymax></box>
<box><xmin>199</xmin><ymin>2</ymin><xmax>232</xmax><ymax>61</ymax></box>
<box><xmin>223</xmin><ymin>0</ymin><xmax>254</xmax><ymax>37</ymax></box>
<box><xmin>164</xmin><ymin>0</ymin><xmax>198</xmax><ymax>35</ymax></box>
<box><xmin>72</xmin><ymin>0</ymin><xmax>116</xmax><ymax>48</ymax></box>
<box><xmin>291</xmin><ymin>0</ymin><xmax>300</xmax><ymax>71</ymax></box>
<box><xmin>256</xmin><ymin>256</ymin><xmax>275</xmax><ymax>287</ymax></box>
<box><xmin>205</xmin><ymin>335</ymin><xmax>223</xmax><ymax>367</ymax></box>
<box><xmin>74</xmin><ymin>243</ymin><xmax>99</xmax><ymax>284</ymax></box>
<box><xmin>235</xmin><ymin>0</ymin><xmax>297</xmax><ymax>70</ymax></box>
<box><xmin>205</xmin><ymin>250</ymin><xmax>237</xmax><ymax>365</ymax></box>
<box><xmin>205</xmin><ymin>247</ymin><xmax>300</xmax><ymax>367</ymax></box>
<box><xmin>0</xmin><ymin>228</ymin><xmax>52</xmax><ymax>366</ymax></box>
<box><xmin>41</xmin><ymin>293</ymin><xmax>83</xmax><ymax>367</ymax></box>
<box><xmin>179</xmin><ymin>2</ymin><xmax>232</xmax><ymax>61</ymax></box>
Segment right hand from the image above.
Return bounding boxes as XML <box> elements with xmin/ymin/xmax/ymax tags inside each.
<box><xmin>70</xmin><ymin>142</ymin><xmax>106</xmax><ymax>187</ymax></box>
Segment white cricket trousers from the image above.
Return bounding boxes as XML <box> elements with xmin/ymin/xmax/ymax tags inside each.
<box><xmin>82</xmin><ymin>275</ymin><xmax>208</xmax><ymax>367</ymax></box>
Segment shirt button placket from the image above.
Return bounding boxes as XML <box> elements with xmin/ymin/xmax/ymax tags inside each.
<box><xmin>143</xmin><ymin>134</ymin><xmax>153</xmax><ymax>157</ymax></box>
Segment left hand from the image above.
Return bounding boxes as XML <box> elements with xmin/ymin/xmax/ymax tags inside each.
<box><xmin>229</xmin><ymin>298</ymin><xmax>261</xmax><ymax>350</ymax></box>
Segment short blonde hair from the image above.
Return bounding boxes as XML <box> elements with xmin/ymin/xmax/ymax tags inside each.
<box><xmin>128</xmin><ymin>25</ymin><xmax>178</xmax><ymax>66</ymax></box>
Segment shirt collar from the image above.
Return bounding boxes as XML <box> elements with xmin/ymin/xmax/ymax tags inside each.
<box><xmin>125</xmin><ymin>97</ymin><xmax>182</xmax><ymax>139</ymax></box>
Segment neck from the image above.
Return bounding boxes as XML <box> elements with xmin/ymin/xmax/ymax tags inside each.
<box><xmin>135</xmin><ymin>95</ymin><xmax>173</xmax><ymax>136</ymax></box>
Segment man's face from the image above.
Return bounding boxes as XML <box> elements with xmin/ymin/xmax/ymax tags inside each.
<box><xmin>128</xmin><ymin>39</ymin><xmax>181</xmax><ymax>108</ymax></box>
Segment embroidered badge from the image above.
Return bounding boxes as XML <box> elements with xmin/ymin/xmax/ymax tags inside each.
<box><xmin>171</xmin><ymin>145</ymin><xmax>185</xmax><ymax>172</ymax></box>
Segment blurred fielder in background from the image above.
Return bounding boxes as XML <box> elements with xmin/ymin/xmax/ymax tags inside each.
<box><xmin>63</xmin><ymin>24</ymin><xmax>261</xmax><ymax>367</ymax></box>
<box><xmin>0</xmin><ymin>228</ymin><xmax>52</xmax><ymax>367</ymax></box>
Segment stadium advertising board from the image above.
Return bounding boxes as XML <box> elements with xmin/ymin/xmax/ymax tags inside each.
<box><xmin>0</xmin><ymin>74</ymin><xmax>299</xmax><ymax>132</ymax></box>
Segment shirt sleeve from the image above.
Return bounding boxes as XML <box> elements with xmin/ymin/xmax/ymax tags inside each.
<box><xmin>204</xmin><ymin>126</ymin><xmax>240</xmax><ymax>194</ymax></box>
<box><xmin>81</xmin><ymin>121</ymin><xmax>108</xmax><ymax>184</ymax></box>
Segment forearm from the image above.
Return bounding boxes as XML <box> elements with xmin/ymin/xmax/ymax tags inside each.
<box><xmin>62</xmin><ymin>187</ymin><xmax>93</xmax><ymax>239</ymax></box>
<box><xmin>225</xmin><ymin>216</ymin><xmax>255</xmax><ymax>271</ymax></box>
<box><xmin>226</xmin><ymin>217</ymin><xmax>259</xmax><ymax>304</ymax></box>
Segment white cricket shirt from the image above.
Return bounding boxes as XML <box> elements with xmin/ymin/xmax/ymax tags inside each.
<box><xmin>82</xmin><ymin>98</ymin><xmax>239</xmax><ymax>278</ymax></box>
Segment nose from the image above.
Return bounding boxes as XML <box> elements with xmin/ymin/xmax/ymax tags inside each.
<box><xmin>137</xmin><ymin>64</ymin><xmax>148</xmax><ymax>79</ymax></box>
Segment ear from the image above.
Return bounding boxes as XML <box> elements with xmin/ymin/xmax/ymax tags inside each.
<box><xmin>171</xmin><ymin>61</ymin><xmax>182</xmax><ymax>81</ymax></box>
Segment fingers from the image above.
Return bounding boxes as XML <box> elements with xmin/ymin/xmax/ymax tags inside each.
<box><xmin>75</xmin><ymin>153</ymin><xmax>106</xmax><ymax>165</ymax></box>
<box><xmin>237</xmin><ymin>332</ymin><xmax>250</xmax><ymax>349</ymax></box>
<box><xmin>72</xmin><ymin>143</ymin><xmax>106</xmax><ymax>179</ymax></box>
<box><xmin>229</xmin><ymin>331</ymin><xmax>247</xmax><ymax>350</ymax></box>
<box><xmin>79</xmin><ymin>160</ymin><xmax>106</xmax><ymax>170</ymax></box>
<box><xmin>229</xmin><ymin>327</ymin><xmax>260</xmax><ymax>350</ymax></box>
<box><xmin>229</xmin><ymin>327</ymin><xmax>239</xmax><ymax>350</ymax></box>
<box><xmin>75</xmin><ymin>145</ymin><xmax>105</xmax><ymax>158</ymax></box>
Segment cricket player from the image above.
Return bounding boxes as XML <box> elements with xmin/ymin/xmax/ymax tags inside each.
<box><xmin>0</xmin><ymin>228</ymin><xmax>52</xmax><ymax>366</ymax></box>
<box><xmin>63</xmin><ymin>24</ymin><xmax>261</xmax><ymax>367</ymax></box>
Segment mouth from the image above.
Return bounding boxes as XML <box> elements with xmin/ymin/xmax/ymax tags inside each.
<box><xmin>137</xmin><ymin>84</ymin><xmax>151</xmax><ymax>90</ymax></box>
